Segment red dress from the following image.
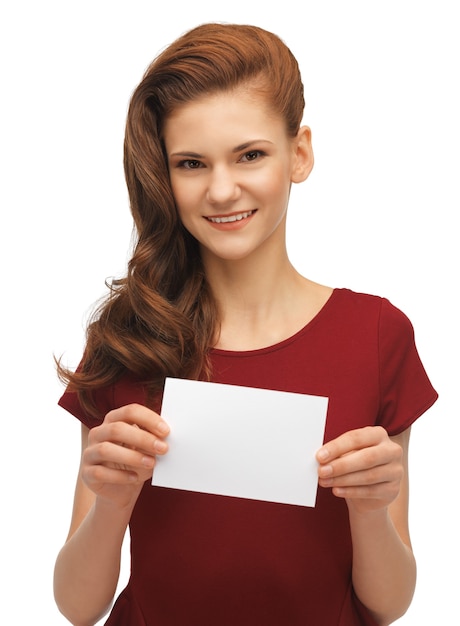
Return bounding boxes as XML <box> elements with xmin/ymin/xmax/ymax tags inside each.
<box><xmin>59</xmin><ymin>289</ymin><xmax>438</xmax><ymax>625</ymax></box>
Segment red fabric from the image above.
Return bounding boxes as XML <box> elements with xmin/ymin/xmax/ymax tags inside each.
<box><xmin>58</xmin><ymin>289</ymin><xmax>438</xmax><ymax>625</ymax></box>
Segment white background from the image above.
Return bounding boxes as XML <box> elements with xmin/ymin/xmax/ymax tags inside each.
<box><xmin>1</xmin><ymin>1</ymin><xmax>458</xmax><ymax>623</ymax></box>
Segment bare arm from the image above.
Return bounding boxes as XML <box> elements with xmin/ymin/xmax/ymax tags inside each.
<box><xmin>317</xmin><ymin>426</ymin><xmax>415</xmax><ymax>626</ymax></box>
<box><xmin>54</xmin><ymin>404</ymin><xmax>169</xmax><ymax>626</ymax></box>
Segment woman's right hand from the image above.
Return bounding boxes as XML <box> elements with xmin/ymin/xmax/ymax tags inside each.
<box><xmin>82</xmin><ymin>403</ymin><xmax>170</xmax><ymax>510</ymax></box>
<box><xmin>54</xmin><ymin>404</ymin><xmax>169</xmax><ymax>623</ymax></box>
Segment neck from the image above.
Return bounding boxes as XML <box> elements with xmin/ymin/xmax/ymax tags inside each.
<box><xmin>208</xmin><ymin>255</ymin><xmax>299</xmax><ymax>311</ymax></box>
<box><xmin>202</xmin><ymin>245</ymin><xmax>320</xmax><ymax>350</ymax></box>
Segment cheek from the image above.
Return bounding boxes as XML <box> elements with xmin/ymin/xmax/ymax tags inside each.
<box><xmin>170</xmin><ymin>184</ymin><xmax>201</xmax><ymax>234</ymax></box>
<box><xmin>259</xmin><ymin>166</ymin><xmax>291</xmax><ymax>203</ymax></box>
<box><xmin>175</xmin><ymin>200</ymin><xmax>192</xmax><ymax>228</ymax></box>
<box><xmin>170</xmin><ymin>178</ymin><xmax>193</xmax><ymax>215</ymax></box>
<box><xmin>170</xmin><ymin>176</ymin><xmax>199</xmax><ymax>210</ymax></box>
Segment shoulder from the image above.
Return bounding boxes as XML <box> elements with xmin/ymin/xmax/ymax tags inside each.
<box><xmin>333</xmin><ymin>288</ymin><xmax>412</xmax><ymax>330</ymax></box>
<box><xmin>326</xmin><ymin>288</ymin><xmax>419</xmax><ymax>361</ymax></box>
<box><xmin>333</xmin><ymin>287</ymin><xmax>394</xmax><ymax>310</ymax></box>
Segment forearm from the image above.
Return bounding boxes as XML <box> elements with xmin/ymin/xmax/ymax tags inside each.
<box><xmin>54</xmin><ymin>498</ymin><xmax>132</xmax><ymax>626</ymax></box>
<box><xmin>348</xmin><ymin>504</ymin><xmax>416</xmax><ymax>626</ymax></box>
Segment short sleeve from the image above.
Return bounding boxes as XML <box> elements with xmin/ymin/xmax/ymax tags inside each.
<box><xmin>58</xmin><ymin>384</ymin><xmax>114</xmax><ymax>428</ymax></box>
<box><xmin>58</xmin><ymin>370</ymin><xmax>153</xmax><ymax>429</ymax></box>
<box><xmin>377</xmin><ymin>298</ymin><xmax>438</xmax><ymax>435</ymax></box>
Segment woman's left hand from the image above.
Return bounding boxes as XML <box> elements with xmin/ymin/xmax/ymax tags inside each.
<box><xmin>316</xmin><ymin>426</ymin><xmax>404</xmax><ymax>514</ymax></box>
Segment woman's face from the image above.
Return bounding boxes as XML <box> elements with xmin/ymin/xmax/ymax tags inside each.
<box><xmin>163</xmin><ymin>88</ymin><xmax>312</xmax><ymax>265</ymax></box>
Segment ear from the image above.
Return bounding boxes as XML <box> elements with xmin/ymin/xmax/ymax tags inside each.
<box><xmin>291</xmin><ymin>125</ymin><xmax>314</xmax><ymax>183</ymax></box>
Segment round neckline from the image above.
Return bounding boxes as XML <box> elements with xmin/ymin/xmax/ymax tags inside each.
<box><xmin>211</xmin><ymin>287</ymin><xmax>341</xmax><ymax>358</ymax></box>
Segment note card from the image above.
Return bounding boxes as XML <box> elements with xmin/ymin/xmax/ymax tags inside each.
<box><xmin>152</xmin><ymin>378</ymin><xmax>328</xmax><ymax>507</ymax></box>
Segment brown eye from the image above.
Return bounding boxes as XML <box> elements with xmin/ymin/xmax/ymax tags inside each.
<box><xmin>182</xmin><ymin>159</ymin><xmax>202</xmax><ymax>169</ymax></box>
<box><xmin>240</xmin><ymin>150</ymin><xmax>264</xmax><ymax>163</ymax></box>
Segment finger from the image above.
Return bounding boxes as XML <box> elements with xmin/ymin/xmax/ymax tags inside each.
<box><xmin>83</xmin><ymin>462</ymin><xmax>141</xmax><ymax>488</ymax></box>
<box><xmin>318</xmin><ymin>460</ymin><xmax>403</xmax><ymax>490</ymax></box>
<box><xmin>316</xmin><ymin>426</ymin><xmax>387</xmax><ymax>464</ymax></box>
<box><xmin>90</xmin><ymin>420</ymin><xmax>169</xmax><ymax>456</ymax></box>
<box><xmin>330</xmin><ymin>480</ymin><xmax>400</xmax><ymax>502</ymax></box>
<box><xmin>105</xmin><ymin>403</ymin><xmax>170</xmax><ymax>438</ymax></box>
<box><xmin>318</xmin><ymin>442</ymin><xmax>401</xmax><ymax>482</ymax></box>
<box><xmin>85</xmin><ymin>440</ymin><xmax>157</xmax><ymax>471</ymax></box>
<box><xmin>120</xmin><ymin>423</ymin><xmax>169</xmax><ymax>455</ymax></box>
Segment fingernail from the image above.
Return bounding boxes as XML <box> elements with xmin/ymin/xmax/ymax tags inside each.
<box><xmin>154</xmin><ymin>440</ymin><xmax>167</xmax><ymax>453</ymax></box>
<box><xmin>158</xmin><ymin>421</ymin><xmax>169</xmax><ymax>434</ymax></box>
<box><xmin>142</xmin><ymin>455</ymin><xmax>155</xmax><ymax>468</ymax></box>
<box><xmin>320</xmin><ymin>464</ymin><xmax>333</xmax><ymax>477</ymax></box>
<box><xmin>317</xmin><ymin>448</ymin><xmax>329</xmax><ymax>462</ymax></box>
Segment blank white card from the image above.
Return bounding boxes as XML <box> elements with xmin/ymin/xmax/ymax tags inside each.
<box><xmin>152</xmin><ymin>378</ymin><xmax>328</xmax><ymax>507</ymax></box>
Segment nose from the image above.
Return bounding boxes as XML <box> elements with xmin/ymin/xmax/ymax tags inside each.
<box><xmin>206</xmin><ymin>165</ymin><xmax>241</xmax><ymax>205</ymax></box>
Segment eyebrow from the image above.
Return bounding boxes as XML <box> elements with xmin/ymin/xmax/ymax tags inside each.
<box><xmin>232</xmin><ymin>139</ymin><xmax>272</xmax><ymax>153</ymax></box>
<box><xmin>169</xmin><ymin>139</ymin><xmax>273</xmax><ymax>159</ymax></box>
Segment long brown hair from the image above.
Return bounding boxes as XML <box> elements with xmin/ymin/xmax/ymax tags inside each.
<box><xmin>57</xmin><ymin>23</ymin><xmax>305</xmax><ymax>418</ymax></box>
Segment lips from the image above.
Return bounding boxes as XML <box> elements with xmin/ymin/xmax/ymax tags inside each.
<box><xmin>205</xmin><ymin>210</ymin><xmax>256</xmax><ymax>224</ymax></box>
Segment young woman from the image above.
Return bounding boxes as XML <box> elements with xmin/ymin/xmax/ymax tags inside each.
<box><xmin>54</xmin><ymin>23</ymin><xmax>437</xmax><ymax>626</ymax></box>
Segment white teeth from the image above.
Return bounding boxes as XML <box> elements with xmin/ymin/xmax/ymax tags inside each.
<box><xmin>208</xmin><ymin>210</ymin><xmax>254</xmax><ymax>224</ymax></box>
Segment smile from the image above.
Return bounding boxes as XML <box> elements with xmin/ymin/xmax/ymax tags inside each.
<box><xmin>206</xmin><ymin>210</ymin><xmax>256</xmax><ymax>224</ymax></box>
